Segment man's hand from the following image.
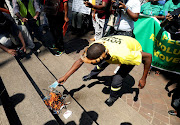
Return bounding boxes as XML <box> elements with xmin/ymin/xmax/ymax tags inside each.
<box><xmin>33</xmin><ymin>15</ymin><xmax>38</xmax><ymax>20</ymax></box>
<box><xmin>119</xmin><ymin>1</ymin><xmax>126</xmax><ymax>9</ymax></box>
<box><xmin>138</xmin><ymin>79</ymin><xmax>146</xmax><ymax>89</ymax></box>
<box><xmin>64</xmin><ymin>16</ymin><xmax>69</xmax><ymax>22</ymax></box>
<box><xmin>7</xmin><ymin>49</ymin><xmax>17</xmax><ymax>56</ymax></box>
<box><xmin>57</xmin><ymin>58</ymin><xmax>84</xmax><ymax>85</ymax></box>
<box><xmin>21</xmin><ymin>18</ymin><xmax>28</xmax><ymax>23</ymax></box>
<box><xmin>84</xmin><ymin>1</ymin><xmax>93</xmax><ymax>8</ymax></box>
<box><xmin>57</xmin><ymin>76</ymin><xmax>67</xmax><ymax>85</ymax></box>
<box><xmin>20</xmin><ymin>45</ymin><xmax>26</xmax><ymax>52</ymax></box>
<box><xmin>166</xmin><ymin>13</ymin><xmax>173</xmax><ymax>21</ymax></box>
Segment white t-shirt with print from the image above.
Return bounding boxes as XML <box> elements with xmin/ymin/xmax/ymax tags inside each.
<box><xmin>114</xmin><ymin>0</ymin><xmax>141</xmax><ymax>31</ymax></box>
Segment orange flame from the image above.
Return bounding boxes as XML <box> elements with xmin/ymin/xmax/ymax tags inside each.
<box><xmin>44</xmin><ymin>92</ymin><xmax>64</xmax><ymax>112</ymax></box>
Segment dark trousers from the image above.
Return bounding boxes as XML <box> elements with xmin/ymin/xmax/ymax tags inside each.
<box><xmin>25</xmin><ymin>20</ymin><xmax>43</xmax><ymax>42</ymax></box>
<box><xmin>46</xmin><ymin>12</ymin><xmax>64</xmax><ymax>51</ymax></box>
<box><xmin>89</xmin><ymin>61</ymin><xmax>134</xmax><ymax>98</ymax></box>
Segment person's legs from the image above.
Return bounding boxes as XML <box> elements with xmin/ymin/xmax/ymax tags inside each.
<box><xmin>77</xmin><ymin>12</ymin><xmax>83</xmax><ymax>29</ymax></box>
<box><xmin>30</xmin><ymin>23</ymin><xmax>43</xmax><ymax>42</ymax></box>
<box><xmin>102</xmin><ymin>18</ymin><xmax>109</xmax><ymax>36</ymax></box>
<box><xmin>105</xmin><ymin>64</ymin><xmax>135</xmax><ymax>106</ymax></box>
<box><xmin>47</xmin><ymin>12</ymin><xmax>64</xmax><ymax>51</ymax></box>
<box><xmin>72</xmin><ymin>11</ymin><xmax>77</xmax><ymax>29</ymax></box>
<box><xmin>55</xmin><ymin>12</ymin><xmax>64</xmax><ymax>51</ymax></box>
<box><xmin>94</xmin><ymin>14</ymin><xmax>105</xmax><ymax>40</ymax></box>
<box><xmin>90</xmin><ymin>14</ymin><xmax>97</xmax><ymax>41</ymax></box>
<box><xmin>82</xmin><ymin>60</ymin><xmax>109</xmax><ymax>81</ymax></box>
<box><xmin>18</xmin><ymin>25</ymin><xmax>35</xmax><ymax>49</ymax></box>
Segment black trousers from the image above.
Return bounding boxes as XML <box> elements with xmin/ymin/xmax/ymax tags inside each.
<box><xmin>89</xmin><ymin>61</ymin><xmax>134</xmax><ymax>98</ymax></box>
<box><xmin>25</xmin><ymin>20</ymin><xmax>42</xmax><ymax>42</ymax></box>
<box><xmin>46</xmin><ymin>12</ymin><xmax>64</xmax><ymax>51</ymax></box>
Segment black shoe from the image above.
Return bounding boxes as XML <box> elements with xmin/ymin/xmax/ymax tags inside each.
<box><xmin>31</xmin><ymin>48</ymin><xmax>41</xmax><ymax>53</ymax></box>
<box><xmin>82</xmin><ymin>74</ymin><xmax>96</xmax><ymax>81</ymax></box>
<box><xmin>105</xmin><ymin>96</ymin><xmax>118</xmax><ymax>107</ymax></box>
<box><xmin>48</xmin><ymin>47</ymin><xmax>63</xmax><ymax>56</ymax></box>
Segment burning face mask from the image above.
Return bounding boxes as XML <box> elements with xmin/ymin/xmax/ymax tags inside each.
<box><xmin>43</xmin><ymin>89</ymin><xmax>70</xmax><ymax>114</ymax></box>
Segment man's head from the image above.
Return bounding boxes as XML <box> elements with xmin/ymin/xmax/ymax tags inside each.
<box><xmin>81</xmin><ymin>43</ymin><xmax>109</xmax><ymax>64</ymax></box>
<box><xmin>87</xmin><ymin>43</ymin><xmax>106</xmax><ymax>59</ymax></box>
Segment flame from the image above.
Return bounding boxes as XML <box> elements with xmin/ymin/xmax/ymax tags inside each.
<box><xmin>44</xmin><ymin>92</ymin><xmax>64</xmax><ymax>112</ymax></box>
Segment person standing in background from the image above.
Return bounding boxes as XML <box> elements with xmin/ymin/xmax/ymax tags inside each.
<box><xmin>44</xmin><ymin>0</ymin><xmax>69</xmax><ymax>55</ymax></box>
<box><xmin>84</xmin><ymin>0</ymin><xmax>111</xmax><ymax>41</ymax></box>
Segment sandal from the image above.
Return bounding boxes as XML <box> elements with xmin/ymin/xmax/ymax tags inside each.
<box><xmin>168</xmin><ymin>110</ymin><xmax>177</xmax><ymax>116</ymax></box>
<box><xmin>148</xmin><ymin>66</ymin><xmax>152</xmax><ymax>76</ymax></box>
<box><xmin>155</xmin><ymin>71</ymin><xmax>160</xmax><ymax>76</ymax></box>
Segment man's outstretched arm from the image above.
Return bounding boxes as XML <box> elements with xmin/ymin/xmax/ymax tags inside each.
<box><xmin>139</xmin><ymin>52</ymin><xmax>152</xmax><ymax>89</ymax></box>
<box><xmin>58</xmin><ymin>58</ymin><xmax>84</xmax><ymax>84</ymax></box>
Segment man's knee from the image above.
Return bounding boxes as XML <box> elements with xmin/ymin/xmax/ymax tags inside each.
<box><xmin>111</xmin><ymin>74</ymin><xmax>123</xmax><ymax>88</ymax></box>
<box><xmin>0</xmin><ymin>35</ymin><xmax>12</xmax><ymax>47</ymax></box>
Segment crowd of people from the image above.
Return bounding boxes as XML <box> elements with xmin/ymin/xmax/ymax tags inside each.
<box><xmin>0</xmin><ymin>0</ymin><xmax>179</xmax><ymax>117</ymax></box>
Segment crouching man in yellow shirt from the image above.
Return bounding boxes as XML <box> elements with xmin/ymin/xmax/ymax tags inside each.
<box><xmin>58</xmin><ymin>35</ymin><xmax>152</xmax><ymax>106</ymax></box>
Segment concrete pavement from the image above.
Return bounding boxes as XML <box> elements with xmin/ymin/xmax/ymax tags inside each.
<box><xmin>0</xmin><ymin>50</ymin><xmax>57</xmax><ymax>125</ymax></box>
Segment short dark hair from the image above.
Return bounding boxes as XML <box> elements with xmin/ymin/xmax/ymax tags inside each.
<box><xmin>87</xmin><ymin>43</ymin><xmax>106</xmax><ymax>59</ymax></box>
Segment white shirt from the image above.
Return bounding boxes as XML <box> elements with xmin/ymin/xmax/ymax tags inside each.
<box><xmin>114</xmin><ymin>0</ymin><xmax>141</xmax><ymax>31</ymax></box>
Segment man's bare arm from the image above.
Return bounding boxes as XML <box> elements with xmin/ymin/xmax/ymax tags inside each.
<box><xmin>18</xmin><ymin>31</ymin><xmax>26</xmax><ymax>52</ymax></box>
<box><xmin>139</xmin><ymin>52</ymin><xmax>152</xmax><ymax>89</ymax></box>
<box><xmin>119</xmin><ymin>1</ymin><xmax>139</xmax><ymax>21</ymax></box>
<box><xmin>58</xmin><ymin>58</ymin><xmax>84</xmax><ymax>84</ymax></box>
<box><xmin>64</xmin><ymin>1</ymin><xmax>69</xmax><ymax>22</ymax></box>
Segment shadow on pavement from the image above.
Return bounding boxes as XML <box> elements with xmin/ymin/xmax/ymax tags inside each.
<box><xmin>119</xmin><ymin>75</ymin><xmax>139</xmax><ymax>102</ymax></box>
<box><xmin>44</xmin><ymin>110</ymin><xmax>98</xmax><ymax>125</ymax></box>
<box><xmin>0</xmin><ymin>77</ymin><xmax>24</xmax><ymax>125</ymax></box>
<box><xmin>87</xmin><ymin>74</ymin><xmax>139</xmax><ymax>101</ymax></box>
<box><xmin>63</xmin><ymin>84</ymin><xmax>86</xmax><ymax>97</ymax></box>
<box><xmin>66</xmin><ymin>111</ymin><xmax>98</xmax><ymax>125</ymax></box>
<box><xmin>44</xmin><ymin>120</ymin><xmax>59</xmax><ymax>125</ymax></box>
<box><xmin>64</xmin><ymin>38</ymin><xmax>89</xmax><ymax>54</ymax></box>
<box><xmin>0</xmin><ymin>56</ymin><xmax>14</xmax><ymax>67</ymax></box>
<box><xmin>120</xmin><ymin>122</ymin><xmax>132</xmax><ymax>125</ymax></box>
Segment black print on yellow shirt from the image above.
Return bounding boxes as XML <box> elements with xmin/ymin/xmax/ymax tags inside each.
<box><xmin>101</xmin><ymin>36</ymin><xmax>122</xmax><ymax>44</ymax></box>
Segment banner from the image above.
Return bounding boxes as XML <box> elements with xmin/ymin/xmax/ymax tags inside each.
<box><xmin>72</xmin><ymin>0</ymin><xmax>92</xmax><ymax>15</ymax></box>
<box><xmin>134</xmin><ymin>15</ymin><xmax>180</xmax><ymax>74</ymax></box>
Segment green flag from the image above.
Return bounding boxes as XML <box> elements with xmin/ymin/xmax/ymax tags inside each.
<box><xmin>134</xmin><ymin>15</ymin><xmax>180</xmax><ymax>74</ymax></box>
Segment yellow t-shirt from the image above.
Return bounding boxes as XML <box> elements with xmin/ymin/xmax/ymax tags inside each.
<box><xmin>93</xmin><ymin>35</ymin><xmax>142</xmax><ymax>65</ymax></box>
